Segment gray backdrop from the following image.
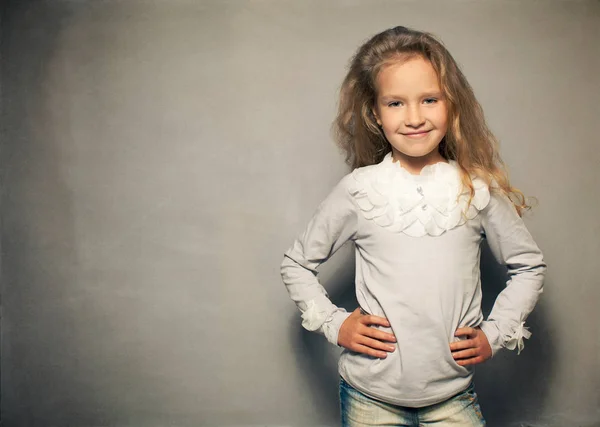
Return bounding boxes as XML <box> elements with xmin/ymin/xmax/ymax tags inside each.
<box><xmin>1</xmin><ymin>1</ymin><xmax>599</xmax><ymax>426</ymax></box>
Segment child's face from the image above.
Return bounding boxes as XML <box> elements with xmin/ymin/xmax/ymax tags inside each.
<box><xmin>373</xmin><ymin>56</ymin><xmax>448</xmax><ymax>172</ymax></box>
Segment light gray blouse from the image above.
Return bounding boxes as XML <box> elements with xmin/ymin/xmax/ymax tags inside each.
<box><xmin>281</xmin><ymin>154</ymin><xmax>546</xmax><ymax>407</ymax></box>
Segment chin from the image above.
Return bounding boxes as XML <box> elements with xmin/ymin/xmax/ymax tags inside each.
<box><xmin>406</xmin><ymin>150</ymin><xmax>437</xmax><ymax>158</ymax></box>
<box><xmin>392</xmin><ymin>146</ymin><xmax>440</xmax><ymax>160</ymax></box>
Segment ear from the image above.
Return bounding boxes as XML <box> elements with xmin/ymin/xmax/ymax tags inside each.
<box><xmin>372</xmin><ymin>107</ymin><xmax>382</xmax><ymax>126</ymax></box>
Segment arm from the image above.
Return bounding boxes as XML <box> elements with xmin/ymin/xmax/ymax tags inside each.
<box><xmin>478</xmin><ymin>191</ymin><xmax>547</xmax><ymax>355</ymax></box>
<box><xmin>280</xmin><ymin>175</ymin><xmax>357</xmax><ymax>346</ymax></box>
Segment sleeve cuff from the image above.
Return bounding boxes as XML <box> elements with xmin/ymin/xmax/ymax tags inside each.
<box><xmin>322</xmin><ymin>310</ymin><xmax>352</xmax><ymax>346</ymax></box>
<box><xmin>478</xmin><ymin>320</ymin><xmax>503</xmax><ymax>356</ymax></box>
<box><xmin>479</xmin><ymin>320</ymin><xmax>532</xmax><ymax>356</ymax></box>
<box><xmin>504</xmin><ymin>322</ymin><xmax>532</xmax><ymax>355</ymax></box>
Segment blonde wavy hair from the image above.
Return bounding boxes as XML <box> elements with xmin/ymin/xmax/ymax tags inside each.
<box><xmin>333</xmin><ymin>26</ymin><xmax>530</xmax><ymax>215</ymax></box>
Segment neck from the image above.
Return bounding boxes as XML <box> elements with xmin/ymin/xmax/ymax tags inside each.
<box><xmin>390</xmin><ymin>149</ymin><xmax>447</xmax><ymax>175</ymax></box>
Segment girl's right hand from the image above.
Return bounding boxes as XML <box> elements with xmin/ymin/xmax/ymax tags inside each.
<box><xmin>338</xmin><ymin>308</ymin><xmax>397</xmax><ymax>358</ymax></box>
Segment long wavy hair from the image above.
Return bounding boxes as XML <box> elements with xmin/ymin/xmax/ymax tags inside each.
<box><xmin>333</xmin><ymin>26</ymin><xmax>530</xmax><ymax>214</ymax></box>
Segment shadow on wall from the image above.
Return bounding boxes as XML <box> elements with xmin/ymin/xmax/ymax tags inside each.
<box><xmin>1</xmin><ymin>2</ymin><xmax>84</xmax><ymax>425</ymax></box>
<box><xmin>1</xmin><ymin>2</ymin><xmax>178</xmax><ymax>425</ymax></box>
<box><xmin>290</xmin><ymin>245</ymin><xmax>358</xmax><ymax>425</ymax></box>
<box><xmin>476</xmin><ymin>242</ymin><xmax>555</xmax><ymax>427</ymax></box>
<box><xmin>289</xmin><ymin>241</ymin><xmax>556</xmax><ymax>427</ymax></box>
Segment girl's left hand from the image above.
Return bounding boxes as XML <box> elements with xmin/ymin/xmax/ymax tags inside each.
<box><xmin>450</xmin><ymin>327</ymin><xmax>492</xmax><ymax>366</ymax></box>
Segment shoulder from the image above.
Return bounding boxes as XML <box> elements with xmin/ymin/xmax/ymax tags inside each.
<box><xmin>346</xmin><ymin>154</ymin><xmax>397</xmax><ymax>203</ymax></box>
<box><xmin>311</xmin><ymin>173</ymin><xmax>359</xmax><ymax>219</ymax></box>
<box><xmin>330</xmin><ymin>162</ymin><xmax>385</xmax><ymax>201</ymax></box>
<box><xmin>324</xmin><ymin>173</ymin><xmax>357</xmax><ymax>199</ymax></box>
<box><xmin>349</xmin><ymin>155</ymin><xmax>392</xmax><ymax>181</ymax></box>
<box><xmin>480</xmin><ymin>188</ymin><xmax>521</xmax><ymax>222</ymax></box>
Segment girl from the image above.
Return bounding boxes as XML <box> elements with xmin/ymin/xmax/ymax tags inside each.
<box><xmin>280</xmin><ymin>26</ymin><xmax>545</xmax><ymax>426</ymax></box>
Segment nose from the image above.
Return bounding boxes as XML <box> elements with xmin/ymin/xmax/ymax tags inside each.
<box><xmin>404</xmin><ymin>104</ymin><xmax>425</xmax><ymax>128</ymax></box>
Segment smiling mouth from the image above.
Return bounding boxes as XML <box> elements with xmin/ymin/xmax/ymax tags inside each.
<box><xmin>402</xmin><ymin>130</ymin><xmax>431</xmax><ymax>138</ymax></box>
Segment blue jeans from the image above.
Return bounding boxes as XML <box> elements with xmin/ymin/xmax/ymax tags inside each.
<box><xmin>340</xmin><ymin>378</ymin><xmax>486</xmax><ymax>426</ymax></box>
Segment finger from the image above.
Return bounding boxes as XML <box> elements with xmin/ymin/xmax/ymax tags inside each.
<box><xmin>360</xmin><ymin>314</ymin><xmax>391</xmax><ymax>328</ymax></box>
<box><xmin>455</xmin><ymin>356</ymin><xmax>485</xmax><ymax>366</ymax></box>
<box><xmin>449</xmin><ymin>339</ymin><xmax>474</xmax><ymax>351</ymax></box>
<box><xmin>362</xmin><ymin>326</ymin><xmax>397</xmax><ymax>343</ymax></box>
<box><xmin>351</xmin><ymin>308</ymin><xmax>362</xmax><ymax>317</ymax></box>
<box><xmin>451</xmin><ymin>348</ymin><xmax>478</xmax><ymax>360</ymax></box>
<box><xmin>454</xmin><ymin>327</ymin><xmax>477</xmax><ymax>338</ymax></box>
<box><xmin>353</xmin><ymin>343</ymin><xmax>389</xmax><ymax>359</ymax></box>
<box><xmin>358</xmin><ymin>336</ymin><xmax>396</xmax><ymax>353</ymax></box>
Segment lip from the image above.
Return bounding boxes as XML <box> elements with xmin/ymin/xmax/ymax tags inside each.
<box><xmin>402</xmin><ymin>130</ymin><xmax>431</xmax><ymax>139</ymax></box>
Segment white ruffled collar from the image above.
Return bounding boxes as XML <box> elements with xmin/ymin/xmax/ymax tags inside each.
<box><xmin>348</xmin><ymin>153</ymin><xmax>490</xmax><ymax>237</ymax></box>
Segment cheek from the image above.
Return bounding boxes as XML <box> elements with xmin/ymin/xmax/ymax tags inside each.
<box><xmin>380</xmin><ymin>111</ymin><xmax>402</xmax><ymax>129</ymax></box>
<box><xmin>435</xmin><ymin>107</ymin><xmax>449</xmax><ymax>132</ymax></box>
<box><xmin>439</xmin><ymin>116</ymin><xmax>449</xmax><ymax>133</ymax></box>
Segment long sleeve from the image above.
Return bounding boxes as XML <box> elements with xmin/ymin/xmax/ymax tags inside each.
<box><xmin>280</xmin><ymin>174</ymin><xmax>358</xmax><ymax>346</ymax></box>
<box><xmin>478</xmin><ymin>191</ymin><xmax>547</xmax><ymax>355</ymax></box>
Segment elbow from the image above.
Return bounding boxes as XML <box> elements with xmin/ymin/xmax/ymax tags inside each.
<box><xmin>530</xmin><ymin>257</ymin><xmax>547</xmax><ymax>297</ymax></box>
<box><xmin>280</xmin><ymin>253</ymin><xmax>308</xmax><ymax>283</ymax></box>
<box><xmin>536</xmin><ymin>252</ymin><xmax>548</xmax><ymax>285</ymax></box>
<box><xmin>280</xmin><ymin>254</ymin><xmax>292</xmax><ymax>279</ymax></box>
<box><xmin>528</xmin><ymin>247</ymin><xmax>547</xmax><ymax>285</ymax></box>
<box><xmin>530</xmin><ymin>256</ymin><xmax>546</xmax><ymax>292</ymax></box>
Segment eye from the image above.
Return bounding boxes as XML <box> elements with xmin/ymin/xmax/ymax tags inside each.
<box><xmin>387</xmin><ymin>101</ymin><xmax>402</xmax><ymax>107</ymax></box>
<box><xmin>423</xmin><ymin>98</ymin><xmax>438</xmax><ymax>104</ymax></box>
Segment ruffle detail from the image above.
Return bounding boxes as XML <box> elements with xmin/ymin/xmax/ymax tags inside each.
<box><xmin>348</xmin><ymin>153</ymin><xmax>490</xmax><ymax>237</ymax></box>
<box><xmin>301</xmin><ymin>300</ymin><xmax>329</xmax><ymax>332</ymax></box>
<box><xmin>505</xmin><ymin>322</ymin><xmax>531</xmax><ymax>355</ymax></box>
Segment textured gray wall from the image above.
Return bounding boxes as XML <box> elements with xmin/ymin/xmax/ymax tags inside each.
<box><xmin>1</xmin><ymin>1</ymin><xmax>599</xmax><ymax>426</ymax></box>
